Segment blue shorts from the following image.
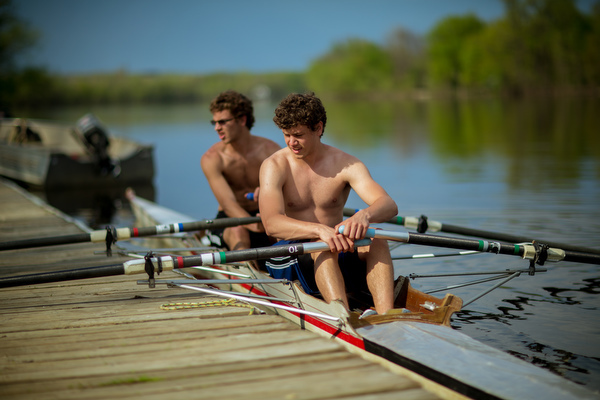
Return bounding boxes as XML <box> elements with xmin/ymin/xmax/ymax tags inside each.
<box><xmin>265</xmin><ymin>240</ymin><xmax>368</xmax><ymax>295</ymax></box>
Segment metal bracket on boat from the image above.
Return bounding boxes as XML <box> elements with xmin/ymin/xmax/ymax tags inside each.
<box><xmin>527</xmin><ymin>241</ymin><xmax>549</xmax><ymax>275</ymax></box>
<box><xmin>144</xmin><ymin>251</ymin><xmax>162</xmax><ymax>288</ymax></box>
<box><xmin>105</xmin><ymin>225</ymin><xmax>117</xmax><ymax>257</ymax></box>
<box><xmin>489</xmin><ymin>241</ymin><xmax>502</xmax><ymax>254</ymax></box>
<box><xmin>417</xmin><ymin>215</ymin><xmax>428</xmax><ymax>233</ymax></box>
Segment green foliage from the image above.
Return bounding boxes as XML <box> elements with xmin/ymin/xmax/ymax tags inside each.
<box><xmin>494</xmin><ymin>0</ymin><xmax>593</xmax><ymax>90</ymax></box>
<box><xmin>306</xmin><ymin>39</ymin><xmax>394</xmax><ymax>98</ymax></box>
<box><xmin>385</xmin><ymin>28</ymin><xmax>427</xmax><ymax>89</ymax></box>
<box><xmin>426</xmin><ymin>14</ymin><xmax>485</xmax><ymax>88</ymax></box>
<box><xmin>420</xmin><ymin>0</ymin><xmax>600</xmax><ymax>93</ymax></box>
<box><xmin>457</xmin><ymin>21</ymin><xmax>506</xmax><ymax>90</ymax></box>
<box><xmin>6</xmin><ymin>71</ymin><xmax>306</xmax><ymax>108</ymax></box>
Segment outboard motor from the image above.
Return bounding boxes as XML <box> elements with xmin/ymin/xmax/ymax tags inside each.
<box><xmin>76</xmin><ymin>114</ymin><xmax>116</xmax><ymax>176</ymax></box>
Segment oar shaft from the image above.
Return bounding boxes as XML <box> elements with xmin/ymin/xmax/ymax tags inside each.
<box><xmin>0</xmin><ymin>232</ymin><xmax>92</xmax><ymax>251</ymax></box>
<box><xmin>0</xmin><ymin>264</ymin><xmax>124</xmax><ymax>288</ymax></box>
<box><xmin>343</xmin><ymin>208</ymin><xmax>600</xmax><ymax>255</ymax></box>
<box><xmin>123</xmin><ymin>241</ymin><xmax>338</xmax><ymax>274</ymax></box>
<box><xmin>338</xmin><ymin>226</ymin><xmax>600</xmax><ymax>265</ymax></box>
<box><xmin>0</xmin><ymin>239</ymin><xmax>372</xmax><ymax>288</ymax></box>
<box><xmin>129</xmin><ymin>216</ymin><xmax>261</xmax><ymax>238</ymax></box>
<box><xmin>404</xmin><ymin>232</ymin><xmax>600</xmax><ymax>264</ymax></box>
<box><xmin>0</xmin><ymin>216</ymin><xmax>261</xmax><ymax>251</ymax></box>
<box><xmin>439</xmin><ymin>223</ymin><xmax>600</xmax><ymax>255</ymax></box>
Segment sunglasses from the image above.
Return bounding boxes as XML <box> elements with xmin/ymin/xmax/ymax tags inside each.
<box><xmin>210</xmin><ymin>117</ymin><xmax>235</xmax><ymax>126</ymax></box>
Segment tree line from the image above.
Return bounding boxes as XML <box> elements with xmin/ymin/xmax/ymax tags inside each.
<box><xmin>308</xmin><ymin>0</ymin><xmax>600</xmax><ymax>98</ymax></box>
<box><xmin>1</xmin><ymin>0</ymin><xmax>598</xmax><ymax>111</ymax></box>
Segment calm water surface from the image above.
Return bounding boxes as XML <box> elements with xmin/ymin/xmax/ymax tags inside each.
<box><xmin>32</xmin><ymin>97</ymin><xmax>600</xmax><ymax>392</ymax></box>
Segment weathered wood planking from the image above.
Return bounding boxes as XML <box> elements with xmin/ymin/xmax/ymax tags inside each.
<box><xmin>0</xmin><ymin>179</ymin><xmax>452</xmax><ymax>399</ymax></box>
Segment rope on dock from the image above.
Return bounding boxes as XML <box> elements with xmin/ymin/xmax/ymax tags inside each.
<box><xmin>160</xmin><ymin>297</ymin><xmax>257</xmax><ymax>314</ymax></box>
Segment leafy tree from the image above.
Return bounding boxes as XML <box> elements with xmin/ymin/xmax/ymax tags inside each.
<box><xmin>426</xmin><ymin>14</ymin><xmax>485</xmax><ymax>88</ymax></box>
<box><xmin>307</xmin><ymin>39</ymin><xmax>394</xmax><ymax>98</ymax></box>
<box><xmin>488</xmin><ymin>0</ymin><xmax>594</xmax><ymax>92</ymax></box>
<box><xmin>458</xmin><ymin>20</ymin><xmax>507</xmax><ymax>90</ymax></box>
<box><xmin>385</xmin><ymin>28</ymin><xmax>426</xmax><ymax>89</ymax></box>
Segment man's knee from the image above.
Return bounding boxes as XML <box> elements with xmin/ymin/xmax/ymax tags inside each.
<box><xmin>358</xmin><ymin>238</ymin><xmax>390</xmax><ymax>261</ymax></box>
<box><xmin>224</xmin><ymin>226</ymin><xmax>250</xmax><ymax>248</ymax></box>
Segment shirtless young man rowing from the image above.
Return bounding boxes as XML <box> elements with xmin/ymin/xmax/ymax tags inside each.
<box><xmin>201</xmin><ymin>90</ymin><xmax>280</xmax><ymax>251</ymax></box>
<box><xmin>258</xmin><ymin>93</ymin><xmax>397</xmax><ymax>314</ymax></box>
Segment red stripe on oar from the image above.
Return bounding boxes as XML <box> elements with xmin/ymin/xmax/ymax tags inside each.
<box><xmin>176</xmin><ymin>256</ymin><xmax>184</xmax><ymax>269</ymax></box>
<box><xmin>132</xmin><ymin>228</ymin><xmax>139</xmax><ymax>237</ymax></box>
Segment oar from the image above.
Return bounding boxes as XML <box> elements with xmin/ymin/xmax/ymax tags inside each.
<box><xmin>343</xmin><ymin>208</ymin><xmax>600</xmax><ymax>255</ymax></box>
<box><xmin>0</xmin><ymin>216</ymin><xmax>261</xmax><ymax>252</ymax></box>
<box><xmin>338</xmin><ymin>226</ymin><xmax>600</xmax><ymax>266</ymax></box>
<box><xmin>0</xmin><ymin>239</ymin><xmax>372</xmax><ymax>288</ymax></box>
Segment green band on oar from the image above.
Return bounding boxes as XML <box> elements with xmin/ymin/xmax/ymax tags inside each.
<box><xmin>0</xmin><ymin>216</ymin><xmax>261</xmax><ymax>252</ymax></box>
<box><xmin>0</xmin><ymin>239</ymin><xmax>373</xmax><ymax>288</ymax></box>
<box><xmin>342</xmin><ymin>208</ymin><xmax>600</xmax><ymax>255</ymax></box>
<box><xmin>338</xmin><ymin>226</ymin><xmax>600</xmax><ymax>266</ymax></box>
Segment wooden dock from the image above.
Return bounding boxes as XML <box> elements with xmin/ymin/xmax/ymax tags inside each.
<box><xmin>0</xmin><ymin>179</ymin><xmax>463</xmax><ymax>399</ymax></box>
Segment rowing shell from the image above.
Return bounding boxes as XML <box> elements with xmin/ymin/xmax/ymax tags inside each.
<box><xmin>127</xmin><ymin>193</ymin><xmax>598</xmax><ymax>400</ymax></box>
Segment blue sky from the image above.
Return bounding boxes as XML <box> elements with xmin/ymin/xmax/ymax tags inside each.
<box><xmin>12</xmin><ymin>1</ymin><xmax>510</xmax><ymax>74</ymax></box>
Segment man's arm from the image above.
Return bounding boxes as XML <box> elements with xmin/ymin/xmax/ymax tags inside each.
<box><xmin>337</xmin><ymin>161</ymin><xmax>398</xmax><ymax>241</ymax></box>
<box><xmin>201</xmin><ymin>150</ymin><xmax>252</xmax><ymax>220</ymax></box>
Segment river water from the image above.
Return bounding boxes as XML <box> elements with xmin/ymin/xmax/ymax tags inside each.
<box><xmin>29</xmin><ymin>96</ymin><xmax>600</xmax><ymax>393</ymax></box>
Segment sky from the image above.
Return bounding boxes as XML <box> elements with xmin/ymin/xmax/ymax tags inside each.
<box><xmin>11</xmin><ymin>1</ymin><xmax>510</xmax><ymax>75</ymax></box>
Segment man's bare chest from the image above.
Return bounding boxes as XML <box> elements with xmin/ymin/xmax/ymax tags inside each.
<box><xmin>221</xmin><ymin>153</ymin><xmax>262</xmax><ymax>187</ymax></box>
<box><xmin>283</xmin><ymin>168</ymin><xmax>350</xmax><ymax>211</ymax></box>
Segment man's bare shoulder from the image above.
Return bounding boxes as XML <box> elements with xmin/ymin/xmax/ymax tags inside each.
<box><xmin>322</xmin><ymin>144</ymin><xmax>361</xmax><ymax>166</ymax></box>
<box><xmin>264</xmin><ymin>147</ymin><xmax>289</xmax><ymax>165</ymax></box>
<box><xmin>200</xmin><ymin>142</ymin><xmax>224</xmax><ymax>169</ymax></box>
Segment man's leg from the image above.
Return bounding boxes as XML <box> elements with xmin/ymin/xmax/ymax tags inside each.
<box><xmin>312</xmin><ymin>251</ymin><xmax>349</xmax><ymax>309</ymax></box>
<box><xmin>359</xmin><ymin>238</ymin><xmax>394</xmax><ymax>314</ymax></box>
<box><xmin>224</xmin><ymin>226</ymin><xmax>251</xmax><ymax>250</ymax></box>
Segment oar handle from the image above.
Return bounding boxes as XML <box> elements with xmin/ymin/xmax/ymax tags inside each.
<box><xmin>338</xmin><ymin>226</ymin><xmax>409</xmax><ymax>242</ymax></box>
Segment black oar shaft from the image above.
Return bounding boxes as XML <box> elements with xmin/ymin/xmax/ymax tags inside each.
<box><xmin>0</xmin><ymin>264</ymin><xmax>124</xmax><ymax>288</ymax></box>
<box><xmin>0</xmin><ymin>232</ymin><xmax>92</xmax><ymax>251</ymax></box>
<box><xmin>438</xmin><ymin>223</ymin><xmax>600</xmax><ymax>255</ymax></box>
<box><xmin>344</xmin><ymin>208</ymin><xmax>600</xmax><ymax>255</ymax></box>
<box><xmin>0</xmin><ymin>216</ymin><xmax>261</xmax><ymax>252</ymax></box>
<box><xmin>359</xmin><ymin>228</ymin><xmax>600</xmax><ymax>265</ymax></box>
<box><xmin>562</xmin><ymin>250</ymin><xmax>600</xmax><ymax>265</ymax></box>
<box><xmin>0</xmin><ymin>240</ymin><xmax>344</xmax><ymax>288</ymax></box>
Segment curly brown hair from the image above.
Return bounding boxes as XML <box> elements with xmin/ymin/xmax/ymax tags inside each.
<box><xmin>273</xmin><ymin>92</ymin><xmax>327</xmax><ymax>135</ymax></box>
<box><xmin>209</xmin><ymin>90</ymin><xmax>255</xmax><ymax>129</ymax></box>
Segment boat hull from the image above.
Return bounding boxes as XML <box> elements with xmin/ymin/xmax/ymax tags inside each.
<box><xmin>0</xmin><ymin>118</ymin><xmax>154</xmax><ymax>188</ymax></box>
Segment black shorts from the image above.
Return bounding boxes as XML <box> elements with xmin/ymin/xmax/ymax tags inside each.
<box><xmin>265</xmin><ymin>240</ymin><xmax>368</xmax><ymax>295</ymax></box>
<box><xmin>204</xmin><ymin>210</ymin><xmax>272</xmax><ymax>251</ymax></box>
